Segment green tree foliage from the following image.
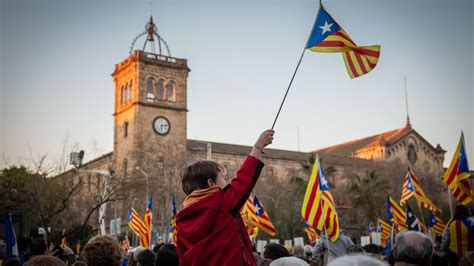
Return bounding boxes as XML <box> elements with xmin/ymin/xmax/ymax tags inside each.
<box><xmin>347</xmin><ymin>170</ymin><xmax>390</xmax><ymax>225</ymax></box>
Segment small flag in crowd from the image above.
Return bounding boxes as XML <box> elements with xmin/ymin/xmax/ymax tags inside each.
<box><xmin>128</xmin><ymin>208</ymin><xmax>147</xmax><ymax>240</ymax></box>
<box><xmin>405</xmin><ymin>205</ymin><xmax>420</xmax><ymax>231</ymax></box>
<box><xmin>429</xmin><ymin>211</ymin><xmax>446</xmax><ymax>235</ymax></box>
<box><xmin>306</xmin><ymin>4</ymin><xmax>380</xmax><ymax>78</ymax></box>
<box><xmin>368</xmin><ymin>222</ymin><xmax>373</xmax><ymax>233</ymax></box>
<box><xmin>301</xmin><ymin>155</ymin><xmax>340</xmax><ymax>242</ymax></box>
<box><xmin>304</xmin><ymin>221</ymin><xmax>319</xmax><ymax>242</ymax></box>
<box><xmin>386</xmin><ymin>224</ymin><xmax>394</xmax><ymax>257</ymax></box>
<box><xmin>400</xmin><ymin>167</ymin><xmax>440</xmax><ymax>212</ymax></box>
<box><xmin>241</xmin><ymin>195</ymin><xmax>277</xmax><ymax>236</ymax></box>
<box><xmin>387</xmin><ymin>195</ymin><xmax>407</xmax><ymax>230</ymax></box>
<box><xmin>378</xmin><ymin>219</ymin><xmax>391</xmax><ymax>240</ymax></box>
<box><xmin>170</xmin><ymin>194</ymin><xmax>178</xmax><ymax>245</ymax></box>
<box><xmin>5</xmin><ymin>214</ymin><xmax>18</xmax><ymax>256</ymax></box>
<box><xmin>444</xmin><ymin>133</ymin><xmax>472</xmax><ymax>205</ymax></box>
<box><xmin>142</xmin><ymin>194</ymin><xmax>153</xmax><ymax>248</ymax></box>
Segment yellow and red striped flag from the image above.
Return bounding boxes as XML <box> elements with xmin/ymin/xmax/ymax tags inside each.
<box><xmin>305</xmin><ymin>221</ymin><xmax>320</xmax><ymax>242</ymax></box>
<box><xmin>444</xmin><ymin>133</ymin><xmax>472</xmax><ymax>205</ymax></box>
<box><xmin>400</xmin><ymin>167</ymin><xmax>440</xmax><ymax>212</ymax></box>
<box><xmin>142</xmin><ymin>195</ymin><xmax>152</xmax><ymax>248</ymax></box>
<box><xmin>387</xmin><ymin>195</ymin><xmax>407</xmax><ymax>230</ymax></box>
<box><xmin>301</xmin><ymin>155</ymin><xmax>340</xmax><ymax>242</ymax></box>
<box><xmin>429</xmin><ymin>211</ymin><xmax>446</xmax><ymax>235</ymax></box>
<box><xmin>306</xmin><ymin>4</ymin><xmax>380</xmax><ymax>78</ymax></box>
<box><xmin>241</xmin><ymin>195</ymin><xmax>277</xmax><ymax>236</ymax></box>
<box><xmin>377</xmin><ymin>219</ymin><xmax>391</xmax><ymax>240</ymax></box>
<box><xmin>128</xmin><ymin>208</ymin><xmax>147</xmax><ymax>239</ymax></box>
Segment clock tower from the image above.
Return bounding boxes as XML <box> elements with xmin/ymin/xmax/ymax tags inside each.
<box><xmin>112</xmin><ymin>17</ymin><xmax>190</xmax><ymax>193</ymax></box>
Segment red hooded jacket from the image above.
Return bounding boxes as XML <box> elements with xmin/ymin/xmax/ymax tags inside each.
<box><xmin>176</xmin><ymin>156</ymin><xmax>264</xmax><ymax>266</ymax></box>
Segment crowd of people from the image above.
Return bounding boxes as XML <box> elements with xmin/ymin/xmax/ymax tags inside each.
<box><xmin>2</xmin><ymin>227</ymin><xmax>474</xmax><ymax>265</ymax></box>
<box><xmin>3</xmin><ymin>130</ymin><xmax>474</xmax><ymax>265</ymax></box>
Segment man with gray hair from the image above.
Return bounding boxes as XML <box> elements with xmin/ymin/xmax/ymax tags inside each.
<box><xmin>393</xmin><ymin>231</ymin><xmax>434</xmax><ymax>266</ymax></box>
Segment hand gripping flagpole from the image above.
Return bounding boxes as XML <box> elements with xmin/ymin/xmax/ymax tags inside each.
<box><xmin>271</xmin><ymin>3</ymin><xmax>322</xmax><ymax>130</ymax></box>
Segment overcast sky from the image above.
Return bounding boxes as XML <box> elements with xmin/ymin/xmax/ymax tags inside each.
<box><xmin>1</xmin><ymin>0</ymin><xmax>472</xmax><ymax>171</ymax></box>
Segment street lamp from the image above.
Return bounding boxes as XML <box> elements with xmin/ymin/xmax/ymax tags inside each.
<box><xmin>70</xmin><ymin>151</ymin><xmax>116</xmax><ymax>235</ymax></box>
<box><xmin>136</xmin><ymin>167</ymin><xmax>150</xmax><ymax>203</ymax></box>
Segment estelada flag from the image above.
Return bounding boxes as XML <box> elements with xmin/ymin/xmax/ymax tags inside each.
<box><xmin>444</xmin><ymin>132</ymin><xmax>472</xmax><ymax>204</ymax></box>
<box><xmin>241</xmin><ymin>195</ymin><xmax>277</xmax><ymax>236</ymax></box>
<box><xmin>387</xmin><ymin>195</ymin><xmax>407</xmax><ymax>230</ymax></box>
<box><xmin>378</xmin><ymin>219</ymin><xmax>391</xmax><ymax>240</ymax></box>
<box><xmin>429</xmin><ymin>211</ymin><xmax>446</xmax><ymax>236</ymax></box>
<box><xmin>301</xmin><ymin>155</ymin><xmax>340</xmax><ymax>242</ymax></box>
<box><xmin>400</xmin><ymin>167</ymin><xmax>440</xmax><ymax>212</ymax></box>
<box><xmin>306</xmin><ymin>3</ymin><xmax>380</xmax><ymax>78</ymax></box>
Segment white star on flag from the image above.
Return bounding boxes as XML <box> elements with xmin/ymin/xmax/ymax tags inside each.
<box><xmin>320</xmin><ymin>175</ymin><xmax>328</xmax><ymax>187</ymax></box>
<box><xmin>319</xmin><ymin>21</ymin><xmax>333</xmax><ymax>34</ymax></box>
<box><xmin>255</xmin><ymin>204</ymin><xmax>262</xmax><ymax>214</ymax></box>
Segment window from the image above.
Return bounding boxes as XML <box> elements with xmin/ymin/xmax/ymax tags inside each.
<box><xmin>166</xmin><ymin>80</ymin><xmax>176</xmax><ymax>102</ymax></box>
<box><xmin>156</xmin><ymin>158</ymin><xmax>164</xmax><ymax>175</ymax></box>
<box><xmin>125</xmin><ymin>83</ymin><xmax>130</xmax><ymax>102</ymax></box>
<box><xmin>123</xmin><ymin>122</ymin><xmax>128</xmax><ymax>137</ymax></box>
<box><xmin>123</xmin><ymin>159</ymin><xmax>128</xmax><ymax>177</ymax></box>
<box><xmin>156</xmin><ymin>79</ymin><xmax>165</xmax><ymax>100</ymax></box>
<box><xmin>147</xmin><ymin>77</ymin><xmax>155</xmax><ymax>102</ymax></box>
<box><xmin>120</xmin><ymin>85</ymin><xmax>125</xmax><ymax>105</ymax></box>
<box><xmin>129</xmin><ymin>81</ymin><xmax>133</xmax><ymax>101</ymax></box>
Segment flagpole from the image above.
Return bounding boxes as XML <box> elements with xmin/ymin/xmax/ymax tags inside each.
<box><xmin>415</xmin><ymin>198</ymin><xmax>427</xmax><ymax>231</ymax></box>
<box><xmin>271</xmin><ymin>4</ymin><xmax>321</xmax><ymax>130</ymax></box>
<box><xmin>319</xmin><ymin>198</ymin><xmax>332</xmax><ymax>264</ymax></box>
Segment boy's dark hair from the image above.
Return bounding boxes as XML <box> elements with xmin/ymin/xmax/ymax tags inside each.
<box><xmin>181</xmin><ymin>161</ymin><xmax>223</xmax><ymax>195</ymax></box>
<box><xmin>262</xmin><ymin>243</ymin><xmax>289</xmax><ymax>260</ymax></box>
<box><xmin>155</xmin><ymin>244</ymin><xmax>178</xmax><ymax>266</ymax></box>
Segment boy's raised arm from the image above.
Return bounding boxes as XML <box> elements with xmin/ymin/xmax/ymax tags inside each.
<box><xmin>221</xmin><ymin>129</ymin><xmax>274</xmax><ymax>213</ymax></box>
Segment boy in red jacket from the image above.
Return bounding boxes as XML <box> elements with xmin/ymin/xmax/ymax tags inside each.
<box><xmin>175</xmin><ymin>129</ymin><xmax>275</xmax><ymax>266</ymax></box>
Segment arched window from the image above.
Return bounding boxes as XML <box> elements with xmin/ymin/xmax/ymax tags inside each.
<box><xmin>147</xmin><ymin>77</ymin><xmax>155</xmax><ymax>102</ymax></box>
<box><xmin>129</xmin><ymin>80</ymin><xmax>133</xmax><ymax>101</ymax></box>
<box><xmin>123</xmin><ymin>159</ymin><xmax>128</xmax><ymax>177</ymax></box>
<box><xmin>156</xmin><ymin>79</ymin><xmax>165</xmax><ymax>100</ymax></box>
<box><xmin>125</xmin><ymin>83</ymin><xmax>130</xmax><ymax>102</ymax></box>
<box><xmin>120</xmin><ymin>85</ymin><xmax>125</xmax><ymax>105</ymax></box>
<box><xmin>166</xmin><ymin>80</ymin><xmax>176</xmax><ymax>102</ymax></box>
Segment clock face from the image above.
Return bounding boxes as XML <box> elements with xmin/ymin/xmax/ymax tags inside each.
<box><xmin>153</xmin><ymin>116</ymin><xmax>170</xmax><ymax>135</ymax></box>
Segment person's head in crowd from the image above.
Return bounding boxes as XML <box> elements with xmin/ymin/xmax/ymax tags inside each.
<box><xmin>453</xmin><ymin>205</ymin><xmax>471</xmax><ymax>220</ymax></box>
<box><xmin>3</xmin><ymin>256</ymin><xmax>21</xmax><ymax>266</ymax></box>
<box><xmin>72</xmin><ymin>260</ymin><xmax>87</xmax><ymax>266</ymax></box>
<box><xmin>346</xmin><ymin>245</ymin><xmax>364</xmax><ymax>254</ymax></box>
<box><xmin>155</xmin><ymin>244</ymin><xmax>178</xmax><ymax>266</ymax></box>
<box><xmin>180</xmin><ymin>160</ymin><xmax>225</xmax><ymax>195</ymax></box>
<box><xmin>431</xmin><ymin>250</ymin><xmax>449</xmax><ymax>265</ymax></box>
<box><xmin>51</xmin><ymin>243</ymin><xmax>67</xmax><ymax>262</ymax></box>
<box><xmin>269</xmin><ymin>256</ymin><xmax>309</xmax><ymax>266</ymax></box>
<box><xmin>133</xmin><ymin>246</ymin><xmax>145</xmax><ymax>261</ymax></box>
<box><xmin>303</xmin><ymin>245</ymin><xmax>313</xmax><ymax>257</ymax></box>
<box><xmin>393</xmin><ymin>231</ymin><xmax>434</xmax><ymax>266</ymax></box>
<box><xmin>363</xmin><ymin>243</ymin><xmax>381</xmax><ymax>254</ymax></box>
<box><xmin>262</xmin><ymin>243</ymin><xmax>290</xmax><ymax>261</ymax></box>
<box><xmin>292</xmin><ymin>245</ymin><xmax>305</xmax><ymax>259</ymax></box>
<box><xmin>83</xmin><ymin>235</ymin><xmax>122</xmax><ymax>266</ymax></box>
<box><xmin>30</xmin><ymin>238</ymin><xmax>47</xmax><ymax>257</ymax></box>
<box><xmin>136</xmin><ymin>249</ymin><xmax>154</xmax><ymax>266</ymax></box>
<box><xmin>328</xmin><ymin>254</ymin><xmax>387</xmax><ymax>266</ymax></box>
<box><xmin>152</xmin><ymin>243</ymin><xmax>163</xmax><ymax>254</ymax></box>
<box><xmin>24</xmin><ymin>255</ymin><xmax>66</xmax><ymax>266</ymax></box>
<box><xmin>62</xmin><ymin>245</ymin><xmax>76</xmax><ymax>264</ymax></box>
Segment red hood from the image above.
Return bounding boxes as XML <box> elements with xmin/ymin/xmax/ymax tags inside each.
<box><xmin>176</xmin><ymin>190</ymin><xmax>222</xmax><ymax>244</ymax></box>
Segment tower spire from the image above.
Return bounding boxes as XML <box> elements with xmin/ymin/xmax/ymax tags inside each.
<box><xmin>404</xmin><ymin>76</ymin><xmax>411</xmax><ymax>128</ymax></box>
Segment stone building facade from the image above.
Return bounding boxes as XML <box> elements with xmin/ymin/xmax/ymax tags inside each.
<box><xmin>63</xmin><ymin>18</ymin><xmax>449</xmax><ymax>239</ymax></box>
